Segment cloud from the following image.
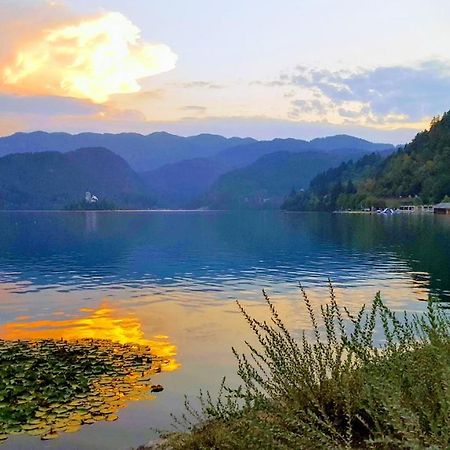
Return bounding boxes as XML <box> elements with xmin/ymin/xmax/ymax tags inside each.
<box><xmin>287</xmin><ymin>60</ymin><xmax>450</xmax><ymax>122</ymax></box>
<box><xmin>179</xmin><ymin>81</ymin><xmax>225</xmax><ymax>89</ymax></box>
<box><xmin>0</xmin><ymin>94</ymin><xmax>100</xmax><ymax>115</ymax></box>
<box><xmin>291</xmin><ymin>99</ymin><xmax>329</xmax><ymax>116</ymax></box>
<box><xmin>338</xmin><ymin>107</ymin><xmax>370</xmax><ymax>119</ymax></box>
<box><xmin>181</xmin><ymin>105</ymin><xmax>207</xmax><ymax>113</ymax></box>
<box><xmin>96</xmin><ymin>108</ymin><xmax>147</xmax><ymax>123</ymax></box>
<box><xmin>117</xmin><ymin>90</ymin><xmax>166</xmax><ymax>101</ymax></box>
<box><xmin>0</xmin><ymin>8</ymin><xmax>177</xmax><ymax>103</ymax></box>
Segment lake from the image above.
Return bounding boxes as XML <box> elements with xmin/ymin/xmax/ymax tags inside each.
<box><xmin>1</xmin><ymin>210</ymin><xmax>449</xmax><ymax>449</ymax></box>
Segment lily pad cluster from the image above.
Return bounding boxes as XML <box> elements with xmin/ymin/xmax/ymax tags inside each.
<box><xmin>0</xmin><ymin>338</ymin><xmax>165</xmax><ymax>443</ymax></box>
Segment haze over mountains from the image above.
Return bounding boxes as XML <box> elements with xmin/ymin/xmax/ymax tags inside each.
<box><xmin>0</xmin><ymin>132</ymin><xmax>256</xmax><ymax>172</ymax></box>
<box><xmin>0</xmin><ymin>131</ymin><xmax>395</xmax><ymax>210</ymax></box>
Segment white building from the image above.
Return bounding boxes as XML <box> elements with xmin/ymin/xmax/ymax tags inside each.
<box><xmin>85</xmin><ymin>192</ymin><xmax>99</xmax><ymax>203</ymax></box>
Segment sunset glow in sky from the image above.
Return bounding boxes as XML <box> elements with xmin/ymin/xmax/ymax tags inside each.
<box><xmin>3</xmin><ymin>12</ymin><xmax>177</xmax><ymax>103</ymax></box>
<box><xmin>1</xmin><ymin>0</ymin><xmax>450</xmax><ymax>142</ymax></box>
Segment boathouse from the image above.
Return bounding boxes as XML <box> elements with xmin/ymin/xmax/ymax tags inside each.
<box><xmin>433</xmin><ymin>203</ymin><xmax>450</xmax><ymax>214</ymax></box>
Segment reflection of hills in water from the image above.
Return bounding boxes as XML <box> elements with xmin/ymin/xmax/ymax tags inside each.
<box><xmin>0</xmin><ymin>306</ymin><xmax>180</xmax><ymax>443</ymax></box>
<box><xmin>0</xmin><ymin>211</ymin><xmax>449</xmax><ymax>301</ymax></box>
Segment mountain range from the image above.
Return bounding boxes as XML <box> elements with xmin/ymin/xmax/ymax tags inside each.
<box><xmin>0</xmin><ymin>131</ymin><xmax>255</xmax><ymax>172</ymax></box>
<box><xmin>0</xmin><ymin>132</ymin><xmax>395</xmax><ymax>210</ymax></box>
<box><xmin>137</xmin><ymin>134</ymin><xmax>394</xmax><ymax>208</ymax></box>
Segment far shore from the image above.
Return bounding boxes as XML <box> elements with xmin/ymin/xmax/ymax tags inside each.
<box><xmin>333</xmin><ymin>209</ymin><xmax>436</xmax><ymax>215</ymax></box>
<box><xmin>0</xmin><ymin>208</ymin><xmax>222</xmax><ymax>213</ymax></box>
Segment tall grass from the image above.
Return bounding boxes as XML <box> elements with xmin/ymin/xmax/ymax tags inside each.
<box><xmin>164</xmin><ymin>283</ymin><xmax>450</xmax><ymax>449</ymax></box>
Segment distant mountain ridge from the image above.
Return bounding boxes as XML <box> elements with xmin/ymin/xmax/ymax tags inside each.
<box><xmin>213</xmin><ymin>135</ymin><xmax>394</xmax><ymax>169</ymax></box>
<box><xmin>0</xmin><ymin>131</ymin><xmax>256</xmax><ymax>172</ymax></box>
<box><xmin>0</xmin><ymin>131</ymin><xmax>394</xmax><ymax>172</ymax></box>
<box><xmin>308</xmin><ymin>134</ymin><xmax>394</xmax><ymax>152</ymax></box>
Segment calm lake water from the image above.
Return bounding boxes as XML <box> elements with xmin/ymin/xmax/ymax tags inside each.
<box><xmin>1</xmin><ymin>211</ymin><xmax>449</xmax><ymax>449</ymax></box>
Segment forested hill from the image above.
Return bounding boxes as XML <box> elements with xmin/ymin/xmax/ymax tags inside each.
<box><xmin>199</xmin><ymin>149</ymin><xmax>369</xmax><ymax>209</ymax></box>
<box><xmin>283</xmin><ymin>111</ymin><xmax>450</xmax><ymax>211</ymax></box>
<box><xmin>0</xmin><ymin>148</ymin><xmax>154</xmax><ymax>210</ymax></box>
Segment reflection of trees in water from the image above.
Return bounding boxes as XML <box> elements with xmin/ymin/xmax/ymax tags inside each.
<box><xmin>0</xmin><ymin>212</ymin><xmax>149</xmax><ymax>282</ymax></box>
<box><xmin>283</xmin><ymin>213</ymin><xmax>450</xmax><ymax>302</ymax></box>
<box><xmin>0</xmin><ymin>211</ymin><xmax>449</xmax><ymax>302</ymax></box>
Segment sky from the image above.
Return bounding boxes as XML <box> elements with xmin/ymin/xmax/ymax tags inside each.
<box><xmin>1</xmin><ymin>0</ymin><xmax>450</xmax><ymax>143</ymax></box>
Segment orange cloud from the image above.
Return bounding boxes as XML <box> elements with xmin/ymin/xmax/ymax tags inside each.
<box><xmin>1</xmin><ymin>11</ymin><xmax>177</xmax><ymax>103</ymax></box>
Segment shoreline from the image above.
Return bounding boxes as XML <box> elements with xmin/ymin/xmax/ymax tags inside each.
<box><xmin>333</xmin><ymin>210</ymin><xmax>435</xmax><ymax>215</ymax></box>
<box><xmin>0</xmin><ymin>208</ymin><xmax>224</xmax><ymax>213</ymax></box>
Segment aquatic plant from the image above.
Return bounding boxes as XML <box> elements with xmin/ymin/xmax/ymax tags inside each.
<box><xmin>0</xmin><ymin>338</ymin><xmax>166</xmax><ymax>442</ymax></box>
<box><xmin>164</xmin><ymin>284</ymin><xmax>450</xmax><ymax>449</ymax></box>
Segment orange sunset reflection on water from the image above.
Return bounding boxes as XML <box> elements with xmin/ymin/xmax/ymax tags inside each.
<box><xmin>0</xmin><ymin>303</ymin><xmax>180</xmax><ymax>373</ymax></box>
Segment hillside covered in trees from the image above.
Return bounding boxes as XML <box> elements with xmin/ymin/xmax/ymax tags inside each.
<box><xmin>200</xmin><ymin>150</ymin><xmax>368</xmax><ymax>209</ymax></box>
<box><xmin>283</xmin><ymin>112</ymin><xmax>450</xmax><ymax>211</ymax></box>
<box><xmin>0</xmin><ymin>148</ymin><xmax>154</xmax><ymax>210</ymax></box>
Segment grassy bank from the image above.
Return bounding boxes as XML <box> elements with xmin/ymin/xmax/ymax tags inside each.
<box><xmin>160</xmin><ymin>285</ymin><xmax>450</xmax><ymax>449</ymax></box>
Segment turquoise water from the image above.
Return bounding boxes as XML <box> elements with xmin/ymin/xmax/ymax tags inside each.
<box><xmin>1</xmin><ymin>211</ymin><xmax>449</xmax><ymax>449</ymax></box>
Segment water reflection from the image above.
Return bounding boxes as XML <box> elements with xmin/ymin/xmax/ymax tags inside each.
<box><xmin>0</xmin><ymin>211</ymin><xmax>448</xmax><ymax>301</ymax></box>
<box><xmin>0</xmin><ymin>304</ymin><xmax>179</xmax><ymax>372</ymax></box>
<box><xmin>84</xmin><ymin>211</ymin><xmax>99</xmax><ymax>234</ymax></box>
<box><xmin>0</xmin><ymin>211</ymin><xmax>449</xmax><ymax>449</ymax></box>
<box><xmin>282</xmin><ymin>212</ymin><xmax>450</xmax><ymax>301</ymax></box>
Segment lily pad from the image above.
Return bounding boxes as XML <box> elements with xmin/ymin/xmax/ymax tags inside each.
<box><xmin>0</xmin><ymin>338</ymin><xmax>163</xmax><ymax>443</ymax></box>
<box><xmin>41</xmin><ymin>432</ymin><xmax>59</xmax><ymax>440</ymax></box>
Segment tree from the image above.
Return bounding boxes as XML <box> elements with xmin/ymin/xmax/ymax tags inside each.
<box><xmin>346</xmin><ymin>180</ymin><xmax>357</xmax><ymax>194</ymax></box>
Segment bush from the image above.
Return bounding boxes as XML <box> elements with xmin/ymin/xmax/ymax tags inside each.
<box><xmin>361</xmin><ymin>196</ymin><xmax>386</xmax><ymax>209</ymax></box>
<box><xmin>163</xmin><ymin>284</ymin><xmax>450</xmax><ymax>449</ymax></box>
